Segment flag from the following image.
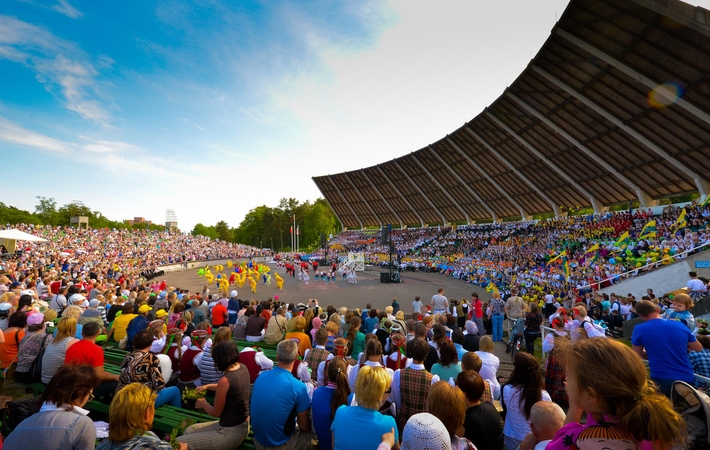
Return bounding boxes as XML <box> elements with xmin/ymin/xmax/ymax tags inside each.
<box><xmin>290</xmin><ymin>226</ymin><xmax>293</xmax><ymax>234</ymax></box>
<box><xmin>671</xmin><ymin>209</ymin><xmax>686</xmax><ymax>231</ymax></box>
<box><xmin>547</xmin><ymin>250</ymin><xmax>567</xmax><ymax>266</ymax></box>
<box><xmin>563</xmin><ymin>256</ymin><xmax>571</xmax><ymax>281</ymax></box>
<box><xmin>701</xmin><ymin>196</ymin><xmax>710</xmax><ymax>209</ymax></box>
<box><xmin>638</xmin><ymin>220</ymin><xmax>656</xmax><ymax>239</ymax></box>
<box><xmin>613</xmin><ymin>231</ymin><xmax>630</xmax><ymax>247</ymax></box>
<box><xmin>296</xmin><ymin>225</ymin><xmax>299</xmax><ymax>236</ymax></box>
<box><xmin>584</xmin><ymin>253</ymin><xmax>598</xmax><ymax>268</ymax></box>
<box><xmin>583</xmin><ymin>244</ymin><xmax>599</xmax><ymax>256</ymax></box>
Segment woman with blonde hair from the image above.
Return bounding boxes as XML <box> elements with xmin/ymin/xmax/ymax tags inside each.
<box><xmin>59</xmin><ymin>305</ymin><xmax>84</xmax><ymax>338</ymax></box>
<box><xmin>427</xmin><ymin>381</ymin><xmax>476</xmax><ymax>450</ymax></box>
<box><xmin>332</xmin><ymin>365</ymin><xmax>399</xmax><ymax>450</ymax></box>
<box><xmin>475</xmin><ymin>336</ymin><xmax>500</xmax><ymax>400</ymax></box>
<box><xmin>41</xmin><ymin>317</ymin><xmax>78</xmax><ymax>384</ymax></box>
<box><xmin>95</xmin><ymin>382</ymin><xmax>177</xmax><ymax>450</ymax></box>
<box><xmin>547</xmin><ymin>338</ymin><xmax>685</xmax><ymax>450</ymax></box>
<box><xmin>285</xmin><ymin>316</ymin><xmax>311</xmax><ymax>357</ymax></box>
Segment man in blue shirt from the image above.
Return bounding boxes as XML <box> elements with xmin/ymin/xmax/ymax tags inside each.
<box><xmin>632</xmin><ymin>300</ymin><xmax>702</xmax><ymax>396</ymax></box>
<box><xmin>251</xmin><ymin>339</ymin><xmax>314</xmax><ymax>450</ymax></box>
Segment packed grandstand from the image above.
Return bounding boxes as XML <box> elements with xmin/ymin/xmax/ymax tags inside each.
<box><xmin>3</xmin><ymin>0</ymin><xmax>710</xmax><ymax>446</ymax></box>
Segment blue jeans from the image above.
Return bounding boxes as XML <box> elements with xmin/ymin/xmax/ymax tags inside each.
<box><xmin>492</xmin><ymin>314</ymin><xmax>504</xmax><ymax>342</ymax></box>
<box><xmin>156</xmin><ymin>386</ymin><xmax>182</xmax><ymax>408</ymax></box>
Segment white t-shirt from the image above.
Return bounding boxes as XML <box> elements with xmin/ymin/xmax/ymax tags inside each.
<box><xmin>688</xmin><ymin>279</ymin><xmax>707</xmax><ymax>292</ymax></box>
<box><xmin>544</xmin><ymin>294</ymin><xmax>554</xmax><ymax>304</ymax></box>
<box><xmin>502</xmin><ymin>384</ymin><xmax>551</xmax><ymax>441</ymax></box>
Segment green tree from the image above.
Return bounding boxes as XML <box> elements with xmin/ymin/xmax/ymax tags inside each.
<box><xmin>214</xmin><ymin>220</ymin><xmax>232</xmax><ymax>242</ymax></box>
<box><xmin>191</xmin><ymin>223</ymin><xmax>217</xmax><ymax>239</ymax></box>
<box><xmin>35</xmin><ymin>196</ymin><xmax>58</xmax><ymax>225</ymax></box>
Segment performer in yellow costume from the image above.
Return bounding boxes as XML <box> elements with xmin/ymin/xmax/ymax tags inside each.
<box><xmin>275</xmin><ymin>273</ymin><xmax>284</xmax><ymax>290</ymax></box>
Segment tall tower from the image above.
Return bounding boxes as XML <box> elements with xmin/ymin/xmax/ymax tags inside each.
<box><xmin>165</xmin><ymin>209</ymin><xmax>178</xmax><ymax>231</ymax></box>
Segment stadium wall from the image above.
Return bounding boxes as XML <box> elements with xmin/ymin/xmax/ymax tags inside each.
<box><xmin>598</xmin><ymin>249</ymin><xmax>710</xmax><ymax>297</ymax></box>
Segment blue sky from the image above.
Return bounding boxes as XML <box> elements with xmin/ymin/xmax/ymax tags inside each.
<box><xmin>3</xmin><ymin>0</ymin><xmax>708</xmax><ymax>232</ymax></box>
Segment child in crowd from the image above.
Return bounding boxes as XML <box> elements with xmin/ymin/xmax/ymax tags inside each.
<box><xmin>546</xmin><ymin>338</ymin><xmax>685</xmax><ymax>450</ymax></box>
<box><xmin>663</xmin><ymin>293</ymin><xmax>695</xmax><ymax>331</ymax></box>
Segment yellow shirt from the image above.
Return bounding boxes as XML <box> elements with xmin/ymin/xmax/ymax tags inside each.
<box><xmin>112</xmin><ymin>313</ymin><xmax>137</xmax><ymax>341</ymax></box>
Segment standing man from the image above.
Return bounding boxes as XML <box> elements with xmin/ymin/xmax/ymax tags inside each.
<box><xmin>632</xmin><ymin>300</ymin><xmax>702</xmax><ymax>395</ymax></box>
<box><xmin>431</xmin><ymin>288</ymin><xmax>448</xmax><ymax>316</ymax></box>
<box><xmin>250</xmin><ymin>339</ymin><xmax>314</xmax><ymax>450</ymax></box>
<box><xmin>505</xmin><ymin>288</ymin><xmax>528</xmax><ymax>344</ymax></box>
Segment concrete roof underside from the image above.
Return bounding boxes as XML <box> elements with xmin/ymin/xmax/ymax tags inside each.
<box><xmin>313</xmin><ymin>0</ymin><xmax>710</xmax><ymax>229</ymax></box>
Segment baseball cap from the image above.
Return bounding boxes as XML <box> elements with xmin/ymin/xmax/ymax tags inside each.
<box><xmin>230</xmin><ymin>290</ymin><xmax>238</xmax><ymax>298</ymax></box>
<box><xmin>155</xmin><ymin>310</ymin><xmax>168</xmax><ymax>319</ymax></box>
<box><xmin>89</xmin><ymin>299</ymin><xmax>101</xmax><ymax>307</ymax></box>
<box><xmin>138</xmin><ymin>304</ymin><xmax>152</xmax><ymax>314</ymax></box>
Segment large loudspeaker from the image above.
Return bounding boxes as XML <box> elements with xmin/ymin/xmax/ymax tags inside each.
<box><xmin>320</xmin><ymin>233</ymin><xmax>326</xmax><ymax>248</ymax></box>
<box><xmin>381</xmin><ymin>224</ymin><xmax>392</xmax><ymax>245</ymax></box>
<box><xmin>380</xmin><ymin>272</ymin><xmax>391</xmax><ymax>283</ymax></box>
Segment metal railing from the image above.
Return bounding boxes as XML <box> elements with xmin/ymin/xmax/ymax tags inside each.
<box><xmin>578</xmin><ymin>241</ymin><xmax>709</xmax><ymax>291</ymax></box>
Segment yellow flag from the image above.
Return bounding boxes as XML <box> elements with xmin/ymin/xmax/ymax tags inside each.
<box><xmin>672</xmin><ymin>209</ymin><xmax>686</xmax><ymax>230</ymax></box>
<box><xmin>546</xmin><ymin>250</ymin><xmax>567</xmax><ymax>266</ymax></box>
<box><xmin>583</xmin><ymin>244</ymin><xmax>599</xmax><ymax>256</ymax></box>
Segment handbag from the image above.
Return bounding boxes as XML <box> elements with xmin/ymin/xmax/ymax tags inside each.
<box><xmin>0</xmin><ymin>396</ymin><xmax>42</xmax><ymax>436</ymax></box>
<box><xmin>29</xmin><ymin>334</ymin><xmax>50</xmax><ymax>382</ymax></box>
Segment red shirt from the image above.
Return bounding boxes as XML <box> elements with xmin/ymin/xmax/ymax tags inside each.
<box><xmin>65</xmin><ymin>340</ymin><xmax>103</xmax><ymax>367</ymax></box>
<box><xmin>212</xmin><ymin>303</ymin><xmax>228</xmax><ymax>326</ymax></box>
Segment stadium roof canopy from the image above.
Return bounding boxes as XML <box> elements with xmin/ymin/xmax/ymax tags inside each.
<box><xmin>313</xmin><ymin>0</ymin><xmax>710</xmax><ymax>229</ymax></box>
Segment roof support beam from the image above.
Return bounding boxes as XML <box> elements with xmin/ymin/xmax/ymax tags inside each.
<box><xmin>359</xmin><ymin>170</ymin><xmax>404</xmax><ymax>229</ymax></box>
<box><xmin>375</xmin><ymin>165</ymin><xmax>425</xmax><ymax>227</ymax></box>
<box><xmin>427</xmin><ymin>146</ymin><xmax>498</xmax><ymax>222</ymax></box>
<box><xmin>314</xmin><ymin>179</ymin><xmax>346</xmax><ymax>231</ymax></box>
<box><xmin>446</xmin><ymin>137</ymin><xmax>528</xmax><ymax>219</ymax></box>
<box><xmin>485</xmin><ymin>111</ymin><xmax>605</xmax><ymax>213</ymax></box>
<box><xmin>465</xmin><ymin>127</ymin><xmax>562</xmax><ymax>217</ymax></box>
<box><xmin>532</xmin><ymin>66</ymin><xmax>710</xmax><ymax>198</ymax></box>
<box><xmin>555</xmin><ymin>29</ymin><xmax>710</xmax><ymax>126</ymax></box>
<box><xmin>344</xmin><ymin>172</ymin><xmax>383</xmax><ymax>228</ymax></box>
<box><xmin>327</xmin><ymin>176</ymin><xmax>364</xmax><ymax>230</ymax></box>
<box><xmin>410</xmin><ymin>152</ymin><xmax>471</xmax><ymax>224</ymax></box>
<box><xmin>391</xmin><ymin>159</ymin><xmax>448</xmax><ymax>225</ymax></box>
<box><xmin>506</xmin><ymin>92</ymin><xmax>656</xmax><ymax>207</ymax></box>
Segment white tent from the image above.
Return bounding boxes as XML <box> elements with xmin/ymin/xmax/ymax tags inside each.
<box><xmin>0</xmin><ymin>229</ymin><xmax>48</xmax><ymax>253</ymax></box>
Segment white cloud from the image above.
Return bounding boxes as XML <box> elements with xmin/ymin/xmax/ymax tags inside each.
<box><xmin>0</xmin><ymin>117</ymin><xmax>70</xmax><ymax>152</ymax></box>
<box><xmin>52</xmin><ymin>0</ymin><xmax>83</xmax><ymax>19</ymax></box>
<box><xmin>0</xmin><ymin>16</ymin><xmax>110</xmax><ymax>125</ymax></box>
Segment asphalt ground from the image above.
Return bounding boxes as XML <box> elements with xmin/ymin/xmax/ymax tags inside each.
<box><xmin>160</xmin><ymin>263</ymin><xmax>495</xmax><ymax>313</ymax></box>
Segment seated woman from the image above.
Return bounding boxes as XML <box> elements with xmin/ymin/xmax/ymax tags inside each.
<box><xmin>177</xmin><ymin>340</ymin><xmax>250</xmax><ymax>450</ymax></box>
<box><xmin>41</xmin><ymin>317</ymin><xmax>79</xmax><ymax>384</ymax></box>
<box><xmin>117</xmin><ymin>329</ymin><xmax>182</xmax><ymax>408</ymax></box>
<box><xmin>331</xmin><ymin>365</ymin><xmax>399</xmax><ymax>450</ymax></box>
<box><xmin>284</xmin><ymin>316</ymin><xmax>311</xmax><ymax>358</ymax></box>
<box><xmin>347</xmin><ymin>338</ymin><xmax>393</xmax><ymax>391</ymax></box>
<box><xmin>475</xmin><ymin>336</ymin><xmax>500</xmax><ymax>400</ymax></box>
<box><xmin>0</xmin><ymin>312</ymin><xmax>26</xmax><ymax>376</ymax></box>
<box><xmin>16</xmin><ymin>313</ymin><xmax>52</xmax><ymax>383</ymax></box>
<box><xmin>245</xmin><ymin>305</ymin><xmax>267</xmax><ymax>343</ymax></box>
<box><xmin>502</xmin><ymin>352</ymin><xmax>551</xmax><ymax>450</ymax></box>
<box><xmin>312</xmin><ymin>357</ymin><xmax>350</xmax><ymax>450</ymax></box>
<box><xmin>95</xmin><ymin>382</ymin><xmax>178</xmax><ymax>450</ymax></box>
<box><xmin>457</xmin><ymin>370</ymin><xmax>503</xmax><ymax>450</ymax></box>
<box><xmin>4</xmin><ymin>364</ymin><xmax>99</xmax><ymax>449</ymax></box>
<box><xmin>430</xmin><ymin>340</ymin><xmax>462</xmax><ymax>383</ymax></box>
<box><xmin>106</xmin><ymin>303</ymin><xmax>137</xmax><ymax>343</ymax></box>
<box><xmin>427</xmin><ymin>381</ymin><xmax>476</xmax><ymax>450</ymax></box>
<box><xmin>199</xmin><ymin>327</ymin><xmax>232</xmax><ymax>386</ymax></box>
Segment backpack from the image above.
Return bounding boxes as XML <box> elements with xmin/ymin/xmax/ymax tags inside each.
<box><xmin>0</xmin><ymin>396</ymin><xmax>42</xmax><ymax>436</ymax></box>
<box><xmin>671</xmin><ymin>380</ymin><xmax>710</xmax><ymax>448</ymax></box>
<box><xmin>29</xmin><ymin>334</ymin><xmax>50</xmax><ymax>382</ymax></box>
